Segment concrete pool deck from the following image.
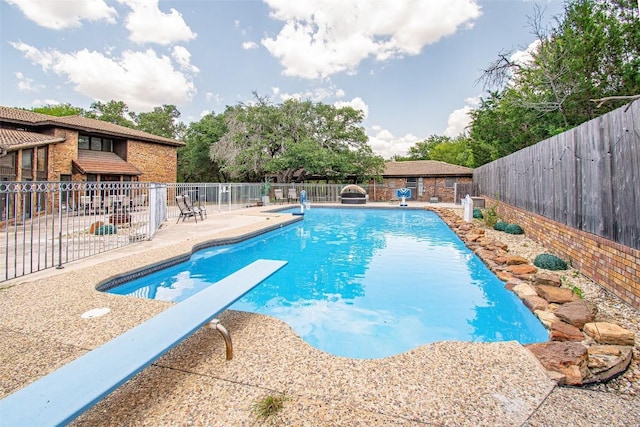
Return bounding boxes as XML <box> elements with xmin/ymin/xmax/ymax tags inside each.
<box><xmin>1</xmin><ymin>203</ymin><xmax>638</xmax><ymax>426</ymax></box>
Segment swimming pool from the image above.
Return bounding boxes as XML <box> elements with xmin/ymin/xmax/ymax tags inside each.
<box><xmin>109</xmin><ymin>207</ymin><xmax>548</xmax><ymax>358</ymax></box>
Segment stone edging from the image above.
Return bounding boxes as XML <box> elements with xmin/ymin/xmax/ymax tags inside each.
<box><xmin>431</xmin><ymin>207</ymin><xmax>635</xmax><ymax>386</ymax></box>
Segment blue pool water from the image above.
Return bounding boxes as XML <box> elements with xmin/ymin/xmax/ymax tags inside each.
<box><xmin>109</xmin><ymin>208</ymin><xmax>548</xmax><ymax>358</ymax></box>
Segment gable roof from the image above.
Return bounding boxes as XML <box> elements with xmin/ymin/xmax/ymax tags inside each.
<box><xmin>0</xmin><ymin>106</ymin><xmax>184</xmax><ymax>147</ymax></box>
<box><xmin>383</xmin><ymin>160</ymin><xmax>473</xmax><ymax>177</ymax></box>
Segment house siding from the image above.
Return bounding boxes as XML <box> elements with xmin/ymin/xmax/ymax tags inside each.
<box><xmin>48</xmin><ymin>129</ymin><xmax>77</xmax><ymax>181</ymax></box>
<box><xmin>128</xmin><ymin>141</ymin><xmax>177</xmax><ymax>182</ymax></box>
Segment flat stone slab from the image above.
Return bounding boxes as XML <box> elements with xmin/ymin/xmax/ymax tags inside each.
<box><xmin>536</xmin><ymin>285</ymin><xmax>578</xmax><ymax>303</ymax></box>
<box><xmin>583</xmin><ymin>322</ymin><xmax>635</xmax><ymax>346</ymax></box>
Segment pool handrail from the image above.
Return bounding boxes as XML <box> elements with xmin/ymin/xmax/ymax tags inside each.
<box><xmin>0</xmin><ymin>259</ymin><xmax>288</xmax><ymax>427</ymax></box>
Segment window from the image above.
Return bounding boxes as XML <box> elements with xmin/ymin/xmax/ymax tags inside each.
<box><xmin>79</xmin><ymin>134</ymin><xmax>115</xmax><ymax>152</ymax></box>
<box><xmin>21</xmin><ymin>149</ymin><xmax>32</xmax><ymax>169</ymax></box>
<box><xmin>90</xmin><ymin>137</ymin><xmax>102</xmax><ymax>151</ymax></box>
<box><xmin>102</xmin><ymin>139</ymin><xmax>113</xmax><ymax>152</ymax></box>
<box><xmin>445</xmin><ymin>177</ymin><xmax>457</xmax><ymax>188</ymax></box>
<box><xmin>78</xmin><ymin>135</ymin><xmax>90</xmax><ymax>149</ymax></box>
<box><xmin>37</xmin><ymin>147</ymin><xmax>47</xmax><ymax>171</ymax></box>
<box><xmin>406</xmin><ymin>177</ymin><xmax>417</xmax><ymax>188</ymax></box>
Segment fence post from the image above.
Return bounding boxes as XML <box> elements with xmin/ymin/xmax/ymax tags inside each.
<box><xmin>56</xmin><ymin>187</ymin><xmax>64</xmax><ymax>269</ymax></box>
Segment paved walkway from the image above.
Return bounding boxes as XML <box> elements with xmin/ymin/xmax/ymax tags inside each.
<box><xmin>1</xmin><ymin>203</ymin><xmax>638</xmax><ymax>426</ymax></box>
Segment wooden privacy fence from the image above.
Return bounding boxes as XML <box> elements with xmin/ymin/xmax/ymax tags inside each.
<box><xmin>474</xmin><ymin>100</ymin><xmax>640</xmax><ymax>251</ymax></box>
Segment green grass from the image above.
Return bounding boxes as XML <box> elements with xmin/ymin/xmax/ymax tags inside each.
<box><xmin>252</xmin><ymin>393</ymin><xmax>289</xmax><ymax>424</ymax></box>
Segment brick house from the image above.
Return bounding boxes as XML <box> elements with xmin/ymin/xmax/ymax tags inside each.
<box><xmin>372</xmin><ymin>160</ymin><xmax>474</xmax><ymax>203</ymax></box>
<box><xmin>0</xmin><ymin>106</ymin><xmax>184</xmax><ymax>185</ymax></box>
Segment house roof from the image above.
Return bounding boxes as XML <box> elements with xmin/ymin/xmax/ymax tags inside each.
<box><xmin>383</xmin><ymin>160</ymin><xmax>473</xmax><ymax>177</ymax></box>
<box><xmin>0</xmin><ymin>128</ymin><xmax>66</xmax><ymax>151</ymax></box>
<box><xmin>0</xmin><ymin>106</ymin><xmax>184</xmax><ymax>147</ymax></box>
<box><xmin>72</xmin><ymin>150</ymin><xmax>142</xmax><ymax>176</ymax></box>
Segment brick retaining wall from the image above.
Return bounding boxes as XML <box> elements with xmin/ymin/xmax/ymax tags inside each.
<box><xmin>482</xmin><ymin>197</ymin><xmax>639</xmax><ymax>308</ymax></box>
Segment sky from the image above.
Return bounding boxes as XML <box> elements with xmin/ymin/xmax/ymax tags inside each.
<box><xmin>0</xmin><ymin>0</ymin><xmax>565</xmax><ymax>159</ymax></box>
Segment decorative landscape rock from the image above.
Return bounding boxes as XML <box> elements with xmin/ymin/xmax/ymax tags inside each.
<box><xmin>534</xmin><ymin>272</ymin><xmax>562</xmax><ymax>287</ymax></box>
<box><xmin>534</xmin><ymin>310</ymin><xmax>559</xmax><ymax>328</ymax></box>
<box><xmin>536</xmin><ymin>285</ymin><xmax>578</xmax><ymax>304</ymax></box>
<box><xmin>506</xmin><ymin>264</ymin><xmax>538</xmax><ymax>275</ymax></box>
<box><xmin>550</xmin><ymin>321</ymin><xmax>584</xmax><ymax>342</ymax></box>
<box><xmin>527</xmin><ymin>342</ymin><xmax>589</xmax><ymax>386</ymax></box>
<box><xmin>523</xmin><ymin>295</ymin><xmax>549</xmax><ymax>312</ymax></box>
<box><xmin>506</xmin><ymin>255</ymin><xmax>529</xmax><ymax>265</ymax></box>
<box><xmin>584</xmin><ymin>345</ymin><xmax>633</xmax><ymax>384</ymax></box>
<box><xmin>583</xmin><ymin>322</ymin><xmax>636</xmax><ymax>346</ymax></box>
<box><xmin>554</xmin><ymin>301</ymin><xmax>597</xmax><ymax>328</ymax></box>
<box><xmin>513</xmin><ymin>283</ymin><xmax>538</xmax><ymax>299</ymax></box>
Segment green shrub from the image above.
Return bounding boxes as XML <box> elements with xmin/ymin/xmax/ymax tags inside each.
<box><xmin>534</xmin><ymin>253</ymin><xmax>568</xmax><ymax>270</ymax></box>
<box><xmin>482</xmin><ymin>202</ymin><xmax>500</xmax><ymax>227</ymax></box>
<box><xmin>493</xmin><ymin>221</ymin><xmax>508</xmax><ymax>231</ymax></box>
<box><xmin>95</xmin><ymin>225</ymin><xmax>117</xmax><ymax>235</ymax></box>
<box><xmin>504</xmin><ymin>224</ymin><xmax>524</xmax><ymax>234</ymax></box>
<box><xmin>472</xmin><ymin>208</ymin><xmax>483</xmax><ymax>219</ymax></box>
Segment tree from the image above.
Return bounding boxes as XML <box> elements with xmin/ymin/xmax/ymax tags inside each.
<box><xmin>86</xmin><ymin>100</ymin><xmax>135</xmax><ymax>128</ymax></box>
<box><xmin>211</xmin><ymin>95</ymin><xmax>384</xmax><ymax>183</ymax></box>
<box><xmin>133</xmin><ymin>105</ymin><xmax>186</xmax><ymax>140</ymax></box>
<box><xmin>470</xmin><ymin>0</ymin><xmax>640</xmax><ymax>163</ymax></box>
<box><xmin>179</xmin><ymin>112</ymin><xmax>227</xmax><ymax>182</ymax></box>
<box><xmin>406</xmin><ymin>135</ymin><xmax>452</xmax><ymax>160</ymax></box>
<box><xmin>30</xmin><ymin>103</ymin><xmax>85</xmax><ymax>116</ymax></box>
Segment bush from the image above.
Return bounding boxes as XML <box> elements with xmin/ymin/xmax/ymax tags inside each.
<box><xmin>482</xmin><ymin>202</ymin><xmax>500</xmax><ymax>227</ymax></box>
<box><xmin>534</xmin><ymin>253</ymin><xmax>568</xmax><ymax>270</ymax></box>
<box><xmin>504</xmin><ymin>223</ymin><xmax>524</xmax><ymax>234</ymax></box>
<box><xmin>493</xmin><ymin>221</ymin><xmax>508</xmax><ymax>231</ymax></box>
<box><xmin>95</xmin><ymin>224</ymin><xmax>117</xmax><ymax>235</ymax></box>
<box><xmin>473</xmin><ymin>208</ymin><xmax>483</xmax><ymax>219</ymax></box>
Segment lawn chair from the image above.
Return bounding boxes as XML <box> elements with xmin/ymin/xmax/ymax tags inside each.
<box><xmin>183</xmin><ymin>194</ymin><xmax>205</xmax><ymax>220</ymax></box>
<box><xmin>287</xmin><ymin>188</ymin><xmax>298</xmax><ymax>203</ymax></box>
<box><xmin>175</xmin><ymin>195</ymin><xmax>198</xmax><ymax>223</ymax></box>
<box><xmin>274</xmin><ymin>189</ymin><xmax>286</xmax><ymax>204</ymax></box>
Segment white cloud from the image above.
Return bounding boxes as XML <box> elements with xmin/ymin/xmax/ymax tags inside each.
<box><xmin>261</xmin><ymin>0</ymin><xmax>482</xmax><ymax>79</ymax></box>
<box><xmin>32</xmin><ymin>98</ymin><xmax>60</xmax><ymax>107</ymax></box>
<box><xmin>334</xmin><ymin>97</ymin><xmax>368</xmax><ymax>119</ymax></box>
<box><xmin>5</xmin><ymin>0</ymin><xmax>117</xmax><ymax>29</ymax></box>
<box><xmin>274</xmin><ymin>85</ymin><xmax>345</xmax><ymax>102</ymax></box>
<box><xmin>444</xmin><ymin>96</ymin><xmax>480</xmax><ymax>137</ymax></box>
<box><xmin>172</xmin><ymin>46</ymin><xmax>199</xmax><ymax>72</ymax></box>
<box><xmin>510</xmin><ymin>39</ymin><xmax>540</xmax><ymax>66</ymax></box>
<box><xmin>367</xmin><ymin>126</ymin><xmax>419</xmax><ymax>159</ymax></box>
<box><xmin>242</xmin><ymin>41</ymin><xmax>259</xmax><ymax>50</ymax></box>
<box><xmin>11</xmin><ymin>41</ymin><xmax>196</xmax><ymax>112</ymax></box>
<box><xmin>117</xmin><ymin>0</ymin><xmax>196</xmax><ymax>45</ymax></box>
<box><xmin>15</xmin><ymin>71</ymin><xmax>43</xmax><ymax>92</ymax></box>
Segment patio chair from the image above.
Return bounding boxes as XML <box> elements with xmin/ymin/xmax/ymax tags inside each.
<box><xmin>131</xmin><ymin>194</ymin><xmax>147</xmax><ymax>211</ymax></box>
<box><xmin>175</xmin><ymin>195</ymin><xmax>198</xmax><ymax>223</ymax></box>
<box><xmin>287</xmin><ymin>188</ymin><xmax>298</xmax><ymax>203</ymax></box>
<box><xmin>274</xmin><ymin>189</ymin><xmax>286</xmax><ymax>204</ymax></box>
<box><xmin>183</xmin><ymin>194</ymin><xmax>205</xmax><ymax>220</ymax></box>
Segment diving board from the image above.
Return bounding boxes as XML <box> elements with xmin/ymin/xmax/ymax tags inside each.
<box><xmin>0</xmin><ymin>259</ymin><xmax>287</xmax><ymax>427</ymax></box>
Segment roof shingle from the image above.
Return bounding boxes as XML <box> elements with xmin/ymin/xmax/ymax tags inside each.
<box><xmin>72</xmin><ymin>150</ymin><xmax>142</xmax><ymax>176</ymax></box>
<box><xmin>0</xmin><ymin>128</ymin><xmax>65</xmax><ymax>150</ymax></box>
<box><xmin>383</xmin><ymin>160</ymin><xmax>473</xmax><ymax>177</ymax></box>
